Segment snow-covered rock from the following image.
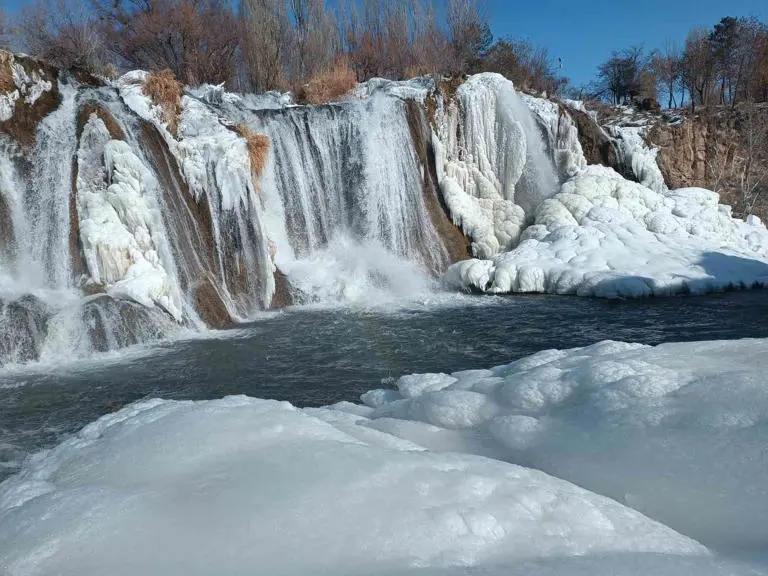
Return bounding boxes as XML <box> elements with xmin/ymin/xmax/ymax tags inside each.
<box><xmin>0</xmin><ymin>395</ymin><xmax>713</xmax><ymax>575</ymax></box>
<box><xmin>0</xmin><ymin>54</ymin><xmax>53</xmax><ymax>122</ymax></box>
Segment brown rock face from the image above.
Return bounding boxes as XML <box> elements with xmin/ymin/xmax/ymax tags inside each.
<box><xmin>0</xmin><ymin>53</ymin><xmax>61</xmax><ymax>150</ymax></box>
<box><xmin>270</xmin><ymin>269</ymin><xmax>294</xmax><ymax>309</ymax></box>
<box><xmin>77</xmin><ymin>103</ymin><xmax>126</xmax><ymax>141</ymax></box>
<box><xmin>646</xmin><ymin>105</ymin><xmax>768</xmax><ymax>220</ymax></box>
<box><xmin>404</xmin><ymin>99</ymin><xmax>471</xmax><ymax>270</ymax></box>
<box><xmin>139</xmin><ymin>120</ymin><xmax>235</xmax><ymax>328</ymax></box>
<box><xmin>566</xmin><ymin>106</ymin><xmax>619</xmax><ymax>169</ymax></box>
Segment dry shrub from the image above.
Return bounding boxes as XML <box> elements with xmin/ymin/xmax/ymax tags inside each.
<box><xmin>0</xmin><ymin>50</ymin><xmax>14</xmax><ymax>94</ymax></box>
<box><xmin>142</xmin><ymin>69</ymin><xmax>182</xmax><ymax>135</ymax></box>
<box><xmin>232</xmin><ymin>124</ymin><xmax>270</xmax><ymax>183</ymax></box>
<box><xmin>299</xmin><ymin>57</ymin><xmax>356</xmax><ymax>105</ymax></box>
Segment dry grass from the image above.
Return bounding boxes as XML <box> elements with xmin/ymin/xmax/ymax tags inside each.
<box><xmin>0</xmin><ymin>50</ymin><xmax>14</xmax><ymax>95</ymax></box>
<box><xmin>232</xmin><ymin>124</ymin><xmax>270</xmax><ymax>184</ymax></box>
<box><xmin>299</xmin><ymin>57</ymin><xmax>357</xmax><ymax>105</ymax></box>
<box><xmin>142</xmin><ymin>70</ymin><xmax>183</xmax><ymax>135</ymax></box>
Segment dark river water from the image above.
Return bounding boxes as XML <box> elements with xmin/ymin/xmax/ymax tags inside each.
<box><xmin>2</xmin><ymin>291</ymin><xmax>768</xmax><ymax>480</ymax></box>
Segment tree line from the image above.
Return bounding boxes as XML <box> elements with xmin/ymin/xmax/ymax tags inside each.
<box><xmin>0</xmin><ymin>0</ymin><xmax>565</xmax><ymax>96</ymax></box>
<box><xmin>589</xmin><ymin>16</ymin><xmax>768</xmax><ymax>111</ymax></box>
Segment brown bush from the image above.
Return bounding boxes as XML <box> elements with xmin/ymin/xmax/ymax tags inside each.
<box><xmin>142</xmin><ymin>70</ymin><xmax>183</xmax><ymax>135</ymax></box>
<box><xmin>232</xmin><ymin>124</ymin><xmax>269</xmax><ymax>183</ymax></box>
<box><xmin>298</xmin><ymin>57</ymin><xmax>356</xmax><ymax>105</ymax></box>
<box><xmin>0</xmin><ymin>50</ymin><xmax>14</xmax><ymax>94</ymax></box>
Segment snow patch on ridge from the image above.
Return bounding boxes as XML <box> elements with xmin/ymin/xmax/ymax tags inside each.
<box><xmin>0</xmin><ymin>56</ymin><xmax>52</xmax><ymax>121</ymax></box>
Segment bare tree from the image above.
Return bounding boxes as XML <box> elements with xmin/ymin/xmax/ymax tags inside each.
<box><xmin>651</xmin><ymin>40</ymin><xmax>682</xmax><ymax>108</ymax></box>
<box><xmin>596</xmin><ymin>46</ymin><xmax>653</xmax><ymax>105</ymax></box>
<box><xmin>447</xmin><ymin>0</ymin><xmax>492</xmax><ymax>74</ymax></box>
<box><xmin>286</xmin><ymin>0</ymin><xmax>338</xmax><ymax>84</ymax></box>
<box><xmin>98</xmin><ymin>0</ymin><xmax>239</xmax><ymax>86</ymax></box>
<box><xmin>481</xmin><ymin>37</ymin><xmax>564</xmax><ymax>94</ymax></box>
<box><xmin>238</xmin><ymin>0</ymin><xmax>290</xmax><ymax>92</ymax></box>
<box><xmin>682</xmin><ymin>27</ymin><xmax>716</xmax><ymax>112</ymax></box>
<box><xmin>16</xmin><ymin>0</ymin><xmax>105</xmax><ymax>72</ymax></box>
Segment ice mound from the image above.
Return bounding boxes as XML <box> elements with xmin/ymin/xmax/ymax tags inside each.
<box><xmin>356</xmin><ymin>338</ymin><xmax>768</xmax><ymax>551</ymax></box>
<box><xmin>445</xmin><ymin>165</ymin><xmax>768</xmax><ymax>297</ymax></box>
<box><xmin>0</xmin><ymin>395</ymin><xmax>711</xmax><ymax>575</ymax></box>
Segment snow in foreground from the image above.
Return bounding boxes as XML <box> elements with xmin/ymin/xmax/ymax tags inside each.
<box><xmin>355</xmin><ymin>338</ymin><xmax>768</xmax><ymax>552</ymax></box>
<box><xmin>2</xmin><ymin>340</ymin><xmax>768</xmax><ymax>575</ymax></box>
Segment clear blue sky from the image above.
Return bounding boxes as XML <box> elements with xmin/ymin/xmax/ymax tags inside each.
<box><xmin>484</xmin><ymin>0</ymin><xmax>768</xmax><ymax>86</ymax></box>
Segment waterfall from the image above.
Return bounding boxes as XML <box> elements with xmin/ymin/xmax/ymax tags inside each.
<box><xmin>0</xmin><ymin>64</ymin><xmax>472</xmax><ymax>366</ymax></box>
<box><xmin>210</xmin><ymin>92</ymin><xmax>451</xmax><ymax>304</ymax></box>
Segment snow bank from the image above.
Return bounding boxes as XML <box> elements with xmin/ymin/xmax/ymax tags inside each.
<box><xmin>356</xmin><ymin>338</ymin><xmax>768</xmax><ymax>551</ymax></box>
<box><xmin>0</xmin><ymin>395</ymin><xmax>712</xmax><ymax>575</ymax></box>
<box><xmin>445</xmin><ymin>165</ymin><xmax>768</xmax><ymax>297</ymax></box>
<box><xmin>76</xmin><ymin>115</ymin><xmax>183</xmax><ymax>319</ymax></box>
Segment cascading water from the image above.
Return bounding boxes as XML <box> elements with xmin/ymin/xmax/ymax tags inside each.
<box><xmin>26</xmin><ymin>82</ymin><xmax>78</xmax><ymax>289</ymax></box>
<box><xmin>209</xmin><ymin>92</ymin><xmax>451</xmax><ymax>304</ymax></box>
<box><xmin>1</xmin><ymin>63</ymin><xmax>550</xmax><ymax>367</ymax></box>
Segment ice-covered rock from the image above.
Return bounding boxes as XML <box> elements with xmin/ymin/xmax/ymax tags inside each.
<box><xmin>0</xmin><ymin>54</ymin><xmax>53</xmax><ymax>122</ymax></box>
<box><xmin>76</xmin><ymin>115</ymin><xmax>183</xmax><ymax>319</ymax></box>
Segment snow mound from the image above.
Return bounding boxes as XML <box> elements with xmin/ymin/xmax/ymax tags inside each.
<box><xmin>445</xmin><ymin>165</ymin><xmax>768</xmax><ymax>297</ymax></box>
<box><xmin>356</xmin><ymin>338</ymin><xmax>768</xmax><ymax>551</ymax></box>
<box><xmin>0</xmin><ymin>395</ymin><xmax>710</xmax><ymax>575</ymax></box>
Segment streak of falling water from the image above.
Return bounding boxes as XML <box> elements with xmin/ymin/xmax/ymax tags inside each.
<box><xmin>25</xmin><ymin>81</ymin><xmax>78</xmax><ymax>289</ymax></box>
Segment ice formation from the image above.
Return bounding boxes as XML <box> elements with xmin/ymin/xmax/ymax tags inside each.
<box><xmin>605</xmin><ymin>123</ymin><xmax>668</xmax><ymax>193</ymax></box>
<box><xmin>434</xmin><ymin>73</ymin><xmax>768</xmax><ymax>298</ymax></box>
<box><xmin>444</xmin><ymin>165</ymin><xmax>768</xmax><ymax>297</ymax></box>
<box><xmin>76</xmin><ymin>114</ymin><xmax>183</xmax><ymax>319</ymax></box>
<box><xmin>433</xmin><ymin>73</ymin><xmax>560</xmax><ymax>258</ymax></box>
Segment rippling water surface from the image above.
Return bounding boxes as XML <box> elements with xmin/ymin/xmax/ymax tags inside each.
<box><xmin>2</xmin><ymin>291</ymin><xmax>768</xmax><ymax>480</ymax></box>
